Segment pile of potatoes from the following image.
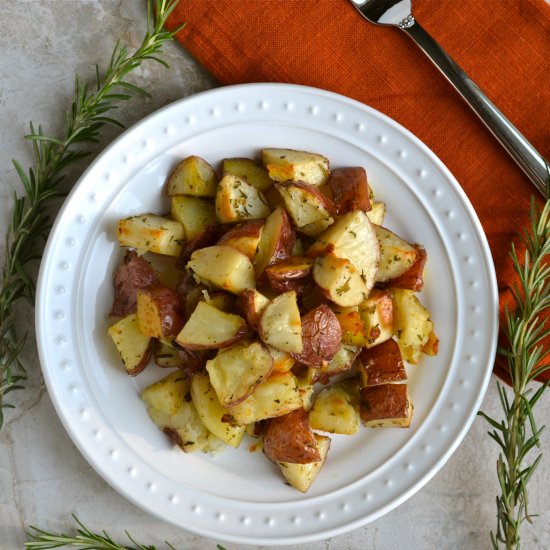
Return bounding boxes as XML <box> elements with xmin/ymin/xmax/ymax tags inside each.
<box><xmin>107</xmin><ymin>149</ymin><xmax>438</xmax><ymax>492</ymax></box>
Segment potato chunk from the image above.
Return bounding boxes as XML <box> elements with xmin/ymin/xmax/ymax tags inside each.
<box><xmin>309</xmin><ymin>383</ymin><xmax>360</xmax><ymax>435</ymax></box>
<box><xmin>262</xmin><ymin>148</ymin><xmax>330</xmax><ymax>186</ymax></box>
<box><xmin>307</xmin><ymin>343</ymin><xmax>359</xmax><ymax>385</ymax></box>
<box><xmin>392</xmin><ymin>288</ymin><xmax>435</xmax><ymax>364</ymax></box>
<box><xmin>276</xmin><ymin>182</ymin><xmax>335</xmax><ymax>236</ymax></box>
<box><xmin>366</xmin><ymin>202</ymin><xmax>386</xmax><ymax>225</ymax></box>
<box><xmin>253</xmin><ymin>207</ymin><xmax>295</xmax><ymax>277</ymax></box>
<box><xmin>292</xmin><ymin>304</ymin><xmax>342</xmax><ymax>368</ymax></box>
<box><xmin>265</xmin><ymin>256</ymin><xmax>314</xmax><ymax>295</ymax></box>
<box><xmin>175</xmin><ymin>301</ymin><xmax>248</xmax><ymax>350</ymax></box>
<box><xmin>108</xmin><ymin>313</ymin><xmax>153</xmax><ymax>376</ymax></box>
<box><xmin>215</xmin><ymin>174</ymin><xmax>271</xmax><ymax>223</ymax></box>
<box><xmin>187</xmin><ymin>245</ymin><xmax>255</xmax><ymax>294</ymax></box>
<box><xmin>358</xmin><ymin>289</ymin><xmax>394</xmax><ymax>348</ymax></box>
<box><xmin>328</xmin><ymin>167</ymin><xmax>371</xmax><ymax>214</ymax></box>
<box><xmin>264</xmin><ymin>408</ymin><xmax>320</xmax><ymax>464</ymax></box>
<box><xmin>227</xmin><ymin>372</ymin><xmax>303</xmax><ymax>425</ymax></box>
<box><xmin>118</xmin><ymin>214</ymin><xmax>184</xmax><ymax>257</ymax></box>
<box><xmin>276</xmin><ymin>434</ymin><xmax>330</xmax><ymax>493</ymax></box>
<box><xmin>239</xmin><ymin>288</ymin><xmax>270</xmax><ymax>330</ymax></box>
<box><xmin>190</xmin><ymin>372</ymin><xmax>246</xmax><ymax>447</ymax></box>
<box><xmin>332</xmin><ymin>306</ymin><xmax>367</xmax><ymax>346</ymax></box>
<box><xmin>307</xmin><ymin>210</ymin><xmax>379</xmax><ymax>295</ymax></box>
<box><xmin>136</xmin><ymin>285</ymin><xmax>184</xmax><ymax>338</ymax></box>
<box><xmin>222</xmin><ymin>157</ymin><xmax>273</xmax><ymax>192</ymax></box>
<box><xmin>141</xmin><ymin>371</ymin><xmax>190</xmax><ymax>415</ymax></box>
<box><xmin>206</xmin><ymin>341</ymin><xmax>274</xmax><ymax>406</ymax></box>
<box><xmin>358</xmin><ymin>339</ymin><xmax>407</xmax><ymax>387</ymax></box>
<box><xmin>313</xmin><ymin>254</ymin><xmax>369</xmax><ymax>307</ymax></box>
<box><xmin>217</xmin><ymin>220</ymin><xmax>264</xmax><ymax>260</ymax></box>
<box><xmin>170</xmin><ymin>196</ymin><xmax>216</xmax><ymax>240</ymax></box>
<box><xmin>389</xmin><ymin>245</ymin><xmax>427</xmax><ymax>291</ymax></box>
<box><xmin>374</xmin><ymin>225</ymin><xmax>419</xmax><ymax>282</ymax></box>
<box><xmin>258</xmin><ymin>291</ymin><xmax>303</xmax><ymax>354</ymax></box>
<box><xmin>166</xmin><ymin>155</ymin><xmax>218</xmax><ymax>197</ymax></box>
<box><xmin>360</xmin><ymin>384</ymin><xmax>413</xmax><ymax>428</ymax></box>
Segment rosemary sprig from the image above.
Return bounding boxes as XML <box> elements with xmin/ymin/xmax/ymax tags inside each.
<box><xmin>479</xmin><ymin>181</ymin><xmax>550</xmax><ymax>549</ymax></box>
<box><xmin>25</xmin><ymin>514</ymin><xmax>176</xmax><ymax>549</ymax></box>
<box><xmin>0</xmin><ymin>0</ymin><xmax>183</xmax><ymax>430</ymax></box>
<box><xmin>25</xmin><ymin>514</ymin><xmax>228</xmax><ymax>550</ymax></box>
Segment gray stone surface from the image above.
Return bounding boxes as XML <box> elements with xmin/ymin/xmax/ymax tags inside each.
<box><xmin>0</xmin><ymin>1</ymin><xmax>549</xmax><ymax>549</ymax></box>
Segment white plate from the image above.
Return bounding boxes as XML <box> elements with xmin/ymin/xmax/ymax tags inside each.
<box><xmin>36</xmin><ymin>83</ymin><xmax>498</xmax><ymax>545</ymax></box>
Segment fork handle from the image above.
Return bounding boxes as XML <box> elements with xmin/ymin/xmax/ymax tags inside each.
<box><xmin>402</xmin><ymin>21</ymin><xmax>548</xmax><ymax>196</ymax></box>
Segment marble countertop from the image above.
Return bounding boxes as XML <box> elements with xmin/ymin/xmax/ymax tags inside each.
<box><xmin>1</xmin><ymin>1</ymin><xmax>549</xmax><ymax>549</ymax></box>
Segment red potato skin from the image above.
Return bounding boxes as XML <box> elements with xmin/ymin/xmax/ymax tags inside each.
<box><xmin>139</xmin><ymin>285</ymin><xmax>186</xmax><ymax>338</ymax></box>
<box><xmin>110</xmin><ymin>250</ymin><xmax>159</xmax><ymax>317</ymax></box>
<box><xmin>265</xmin><ymin>256</ymin><xmax>314</xmax><ymax>296</ymax></box>
<box><xmin>386</xmin><ymin>246</ymin><xmax>427</xmax><ymax>291</ymax></box>
<box><xmin>217</xmin><ymin>220</ymin><xmax>264</xmax><ymax>259</ymax></box>
<box><xmin>176</xmin><ymin>224</ymin><xmax>221</xmax><ymax>269</ymax></box>
<box><xmin>263</xmin><ymin>408</ymin><xmax>321</xmax><ymax>464</ymax></box>
<box><xmin>328</xmin><ymin>167</ymin><xmax>371</xmax><ymax>214</ymax></box>
<box><xmin>177</xmin><ymin>347</ymin><xmax>208</xmax><ymax>377</ymax></box>
<box><xmin>360</xmin><ymin>384</ymin><xmax>409</xmax><ymax>423</ymax></box>
<box><xmin>359</xmin><ymin>339</ymin><xmax>407</xmax><ymax>386</ymax></box>
<box><xmin>293</xmin><ymin>304</ymin><xmax>342</xmax><ymax>368</ymax></box>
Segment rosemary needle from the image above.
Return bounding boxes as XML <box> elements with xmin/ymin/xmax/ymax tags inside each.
<box><xmin>0</xmin><ymin>0</ymin><xmax>183</xmax><ymax>430</ymax></box>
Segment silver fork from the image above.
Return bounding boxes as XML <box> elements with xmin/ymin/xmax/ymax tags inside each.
<box><xmin>350</xmin><ymin>0</ymin><xmax>549</xmax><ymax>196</ymax></box>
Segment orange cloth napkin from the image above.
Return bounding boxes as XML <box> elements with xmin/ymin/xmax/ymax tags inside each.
<box><xmin>166</xmin><ymin>0</ymin><xmax>550</xmax><ymax>382</ymax></box>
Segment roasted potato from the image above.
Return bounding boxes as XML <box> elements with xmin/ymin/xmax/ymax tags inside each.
<box><xmin>360</xmin><ymin>384</ymin><xmax>413</xmax><ymax>428</ymax></box>
<box><xmin>358</xmin><ymin>338</ymin><xmax>407</xmax><ymax>387</ymax></box>
<box><xmin>358</xmin><ymin>289</ymin><xmax>394</xmax><ymax>348</ymax></box>
<box><xmin>265</xmin><ymin>256</ymin><xmax>314</xmax><ymax>295</ymax></box>
<box><xmin>253</xmin><ymin>207</ymin><xmax>295</xmax><ymax>277</ymax></box>
<box><xmin>276</xmin><ymin>181</ymin><xmax>335</xmax><ymax>236</ymax></box>
<box><xmin>307</xmin><ymin>210</ymin><xmax>379</xmax><ymax>295</ymax></box>
<box><xmin>307</xmin><ymin>343</ymin><xmax>359</xmax><ymax>385</ymax></box>
<box><xmin>215</xmin><ymin>174</ymin><xmax>271</xmax><ymax>223</ymax></box>
<box><xmin>374</xmin><ymin>225</ymin><xmax>419</xmax><ymax>282</ymax></box>
<box><xmin>366</xmin><ymin>201</ymin><xmax>386</xmax><ymax>225</ymax></box>
<box><xmin>206</xmin><ymin>341</ymin><xmax>273</xmax><ymax>406</ymax></box>
<box><xmin>136</xmin><ymin>285</ymin><xmax>185</xmax><ymax>338</ymax></box>
<box><xmin>175</xmin><ymin>301</ymin><xmax>248</xmax><ymax>350</ymax></box>
<box><xmin>166</xmin><ymin>155</ymin><xmax>218</xmax><ymax>197</ymax></box>
<box><xmin>332</xmin><ymin>306</ymin><xmax>367</xmax><ymax>346</ymax></box>
<box><xmin>309</xmin><ymin>382</ymin><xmax>360</xmax><ymax>435</ymax></box>
<box><xmin>217</xmin><ymin>220</ymin><xmax>264</xmax><ymax>259</ymax></box>
<box><xmin>313</xmin><ymin>253</ymin><xmax>369</xmax><ymax>308</ymax></box>
<box><xmin>263</xmin><ymin>408</ymin><xmax>320</xmax><ymax>464</ymax></box>
<box><xmin>262</xmin><ymin>148</ymin><xmax>330</xmax><ymax>186</ymax></box>
<box><xmin>175</xmin><ymin>224</ymin><xmax>221</xmax><ymax>269</ymax></box>
<box><xmin>392</xmin><ymin>288</ymin><xmax>435</xmax><ymax>364</ymax></box>
<box><xmin>108</xmin><ymin>313</ymin><xmax>153</xmax><ymax>376</ymax></box>
<box><xmin>328</xmin><ymin>167</ymin><xmax>371</xmax><ymax>214</ymax></box>
<box><xmin>239</xmin><ymin>288</ymin><xmax>270</xmax><ymax>330</ymax></box>
<box><xmin>110</xmin><ymin>250</ymin><xmax>159</xmax><ymax>318</ymax></box>
<box><xmin>268</xmin><ymin>346</ymin><xmax>296</xmax><ymax>373</ymax></box>
<box><xmin>227</xmin><ymin>372</ymin><xmax>303</xmax><ymax>425</ymax></box>
<box><xmin>141</xmin><ymin>371</ymin><xmax>190</xmax><ymax>414</ymax></box>
<box><xmin>222</xmin><ymin>157</ymin><xmax>273</xmax><ymax>192</ymax></box>
<box><xmin>190</xmin><ymin>372</ymin><xmax>246</xmax><ymax>447</ymax></box>
<box><xmin>276</xmin><ymin>434</ymin><xmax>330</xmax><ymax>493</ymax></box>
<box><xmin>170</xmin><ymin>195</ymin><xmax>217</xmax><ymax>241</ymax></box>
<box><xmin>293</xmin><ymin>304</ymin><xmax>342</xmax><ymax>368</ymax></box>
<box><xmin>388</xmin><ymin>245</ymin><xmax>427</xmax><ymax>291</ymax></box>
<box><xmin>258</xmin><ymin>291</ymin><xmax>303</xmax><ymax>354</ymax></box>
<box><xmin>187</xmin><ymin>245</ymin><xmax>256</xmax><ymax>294</ymax></box>
<box><xmin>118</xmin><ymin>214</ymin><xmax>184</xmax><ymax>257</ymax></box>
